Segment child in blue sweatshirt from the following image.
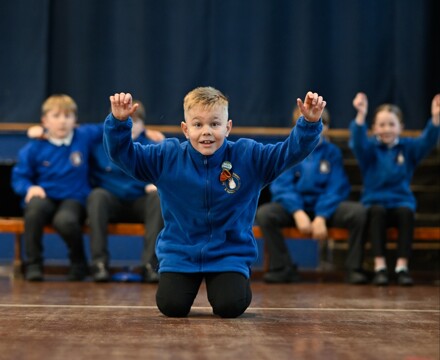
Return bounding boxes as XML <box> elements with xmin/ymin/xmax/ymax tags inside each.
<box><xmin>87</xmin><ymin>100</ymin><xmax>165</xmax><ymax>283</ymax></box>
<box><xmin>11</xmin><ymin>94</ymin><xmax>102</xmax><ymax>281</ymax></box>
<box><xmin>350</xmin><ymin>92</ymin><xmax>440</xmax><ymax>286</ymax></box>
<box><xmin>256</xmin><ymin>108</ymin><xmax>368</xmax><ymax>285</ymax></box>
<box><xmin>104</xmin><ymin>88</ymin><xmax>325</xmax><ymax>318</ymax></box>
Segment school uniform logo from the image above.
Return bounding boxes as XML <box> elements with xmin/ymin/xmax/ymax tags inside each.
<box><xmin>396</xmin><ymin>151</ymin><xmax>405</xmax><ymax>165</ymax></box>
<box><xmin>70</xmin><ymin>152</ymin><xmax>83</xmax><ymax>167</ymax></box>
<box><xmin>319</xmin><ymin>160</ymin><xmax>331</xmax><ymax>174</ymax></box>
<box><xmin>220</xmin><ymin>161</ymin><xmax>241</xmax><ymax>193</ymax></box>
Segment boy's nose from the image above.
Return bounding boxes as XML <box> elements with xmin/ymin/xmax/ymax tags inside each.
<box><xmin>202</xmin><ymin>126</ymin><xmax>212</xmax><ymax>135</ymax></box>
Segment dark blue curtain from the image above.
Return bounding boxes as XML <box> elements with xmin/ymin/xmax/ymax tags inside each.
<box><xmin>1</xmin><ymin>0</ymin><xmax>438</xmax><ymax>129</ymax></box>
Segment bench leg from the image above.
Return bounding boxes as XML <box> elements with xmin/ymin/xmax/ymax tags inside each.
<box><xmin>13</xmin><ymin>233</ymin><xmax>23</xmax><ymax>279</ymax></box>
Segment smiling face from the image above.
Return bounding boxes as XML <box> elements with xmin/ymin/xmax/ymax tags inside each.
<box><xmin>181</xmin><ymin>104</ymin><xmax>232</xmax><ymax>156</ymax></box>
<box><xmin>372</xmin><ymin>109</ymin><xmax>402</xmax><ymax>145</ymax></box>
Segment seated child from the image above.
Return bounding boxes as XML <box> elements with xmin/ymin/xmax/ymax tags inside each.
<box><xmin>103</xmin><ymin>88</ymin><xmax>325</xmax><ymax>318</ymax></box>
<box><xmin>256</xmin><ymin>107</ymin><xmax>368</xmax><ymax>284</ymax></box>
<box><xmin>11</xmin><ymin>94</ymin><xmax>102</xmax><ymax>281</ymax></box>
<box><xmin>350</xmin><ymin>92</ymin><xmax>440</xmax><ymax>286</ymax></box>
<box><xmin>87</xmin><ymin>100</ymin><xmax>165</xmax><ymax>282</ymax></box>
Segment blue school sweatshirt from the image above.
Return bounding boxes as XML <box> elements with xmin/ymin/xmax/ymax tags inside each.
<box><xmin>270</xmin><ymin>139</ymin><xmax>350</xmax><ymax>219</ymax></box>
<box><xmin>12</xmin><ymin>125</ymin><xmax>103</xmax><ymax>206</ymax></box>
<box><xmin>89</xmin><ymin>132</ymin><xmax>156</xmax><ymax>200</ymax></box>
<box><xmin>349</xmin><ymin>119</ymin><xmax>439</xmax><ymax>210</ymax></box>
<box><xmin>104</xmin><ymin>114</ymin><xmax>322</xmax><ymax>277</ymax></box>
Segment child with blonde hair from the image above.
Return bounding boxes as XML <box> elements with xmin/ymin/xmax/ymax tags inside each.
<box><xmin>12</xmin><ymin>94</ymin><xmax>102</xmax><ymax>281</ymax></box>
<box><xmin>104</xmin><ymin>87</ymin><xmax>325</xmax><ymax>317</ymax></box>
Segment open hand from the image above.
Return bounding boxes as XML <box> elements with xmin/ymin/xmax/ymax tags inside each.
<box><xmin>110</xmin><ymin>92</ymin><xmax>139</xmax><ymax>121</ymax></box>
<box><xmin>296</xmin><ymin>92</ymin><xmax>326</xmax><ymax>122</ymax></box>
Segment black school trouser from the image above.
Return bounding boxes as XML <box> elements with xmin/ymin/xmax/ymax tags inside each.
<box><xmin>368</xmin><ymin>205</ymin><xmax>414</xmax><ymax>259</ymax></box>
<box><xmin>24</xmin><ymin>197</ymin><xmax>87</xmax><ymax>266</ymax></box>
<box><xmin>87</xmin><ymin>188</ymin><xmax>164</xmax><ymax>268</ymax></box>
<box><xmin>255</xmin><ymin>201</ymin><xmax>368</xmax><ymax>271</ymax></box>
<box><xmin>156</xmin><ymin>272</ymin><xmax>252</xmax><ymax>318</ymax></box>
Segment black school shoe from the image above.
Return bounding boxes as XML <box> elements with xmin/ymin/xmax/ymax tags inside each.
<box><xmin>346</xmin><ymin>270</ymin><xmax>368</xmax><ymax>285</ymax></box>
<box><xmin>263</xmin><ymin>264</ymin><xmax>300</xmax><ymax>284</ymax></box>
<box><xmin>91</xmin><ymin>262</ymin><xmax>110</xmax><ymax>282</ymax></box>
<box><xmin>67</xmin><ymin>262</ymin><xmax>89</xmax><ymax>281</ymax></box>
<box><xmin>373</xmin><ymin>269</ymin><xmax>389</xmax><ymax>286</ymax></box>
<box><xmin>141</xmin><ymin>263</ymin><xmax>159</xmax><ymax>283</ymax></box>
<box><xmin>25</xmin><ymin>263</ymin><xmax>44</xmax><ymax>282</ymax></box>
<box><xmin>396</xmin><ymin>270</ymin><xmax>414</xmax><ymax>286</ymax></box>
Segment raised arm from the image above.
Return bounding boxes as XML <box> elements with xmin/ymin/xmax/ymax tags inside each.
<box><xmin>352</xmin><ymin>92</ymin><xmax>368</xmax><ymax>126</ymax></box>
<box><xmin>110</xmin><ymin>92</ymin><xmax>139</xmax><ymax>121</ymax></box>
<box><xmin>296</xmin><ymin>91</ymin><xmax>327</xmax><ymax>122</ymax></box>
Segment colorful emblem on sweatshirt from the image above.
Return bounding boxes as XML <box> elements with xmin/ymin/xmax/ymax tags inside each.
<box><xmin>220</xmin><ymin>161</ymin><xmax>241</xmax><ymax>193</ymax></box>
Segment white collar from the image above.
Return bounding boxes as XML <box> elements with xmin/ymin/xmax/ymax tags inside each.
<box><xmin>48</xmin><ymin>132</ymin><xmax>74</xmax><ymax>146</ymax></box>
<box><xmin>376</xmin><ymin>136</ymin><xmax>399</xmax><ymax>148</ymax></box>
<box><xmin>388</xmin><ymin>137</ymin><xmax>400</xmax><ymax>148</ymax></box>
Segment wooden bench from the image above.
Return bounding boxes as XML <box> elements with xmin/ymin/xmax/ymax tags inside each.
<box><xmin>1</xmin><ymin>217</ymin><xmax>439</xmax><ymax>277</ymax></box>
<box><xmin>0</xmin><ymin>217</ymin><xmax>145</xmax><ymax>277</ymax></box>
<box><xmin>254</xmin><ymin>226</ymin><xmax>440</xmax><ymax>271</ymax></box>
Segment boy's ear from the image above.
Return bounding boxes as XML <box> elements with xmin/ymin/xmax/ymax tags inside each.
<box><xmin>226</xmin><ymin>119</ymin><xmax>232</xmax><ymax>137</ymax></box>
<box><xmin>181</xmin><ymin>121</ymin><xmax>189</xmax><ymax>139</ymax></box>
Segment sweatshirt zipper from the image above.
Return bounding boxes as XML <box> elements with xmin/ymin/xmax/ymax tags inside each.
<box><xmin>201</xmin><ymin>157</ymin><xmax>213</xmax><ymax>271</ymax></box>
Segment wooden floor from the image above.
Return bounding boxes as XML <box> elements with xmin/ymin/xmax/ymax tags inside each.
<box><xmin>0</xmin><ymin>276</ymin><xmax>439</xmax><ymax>360</ymax></box>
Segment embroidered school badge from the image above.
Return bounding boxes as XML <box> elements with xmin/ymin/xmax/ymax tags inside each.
<box><xmin>319</xmin><ymin>160</ymin><xmax>331</xmax><ymax>174</ymax></box>
<box><xmin>396</xmin><ymin>151</ymin><xmax>405</xmax><ymax>165</ymax></box>
<box><xmin>70</xmin><ymin>152</ymin><xmax>83</xmax><ymax>167</ymax></box>
<box><xmin>220</xmin><ymin>161</ymin><xmax>241</xmax><ymax>194</ymax></box>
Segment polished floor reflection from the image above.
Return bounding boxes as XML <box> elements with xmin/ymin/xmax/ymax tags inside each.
<box><xmin>0</xmin><ymin>277</ymin><xmax>439</xmax><ymax>360</ymax></box>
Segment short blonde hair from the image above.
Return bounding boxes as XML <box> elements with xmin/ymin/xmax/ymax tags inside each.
<box><xmin>183</xmin><ymin>87</ymin><xmax>228</xmax><ymax>119</ymax></box>
<box><xmin>42</xmin><ymin>94</ymin><xmax>77</xmax><ymax>116</ymax></box>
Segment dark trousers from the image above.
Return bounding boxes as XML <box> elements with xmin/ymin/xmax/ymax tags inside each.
<box><xmin>86</xmin><ymin>188</ymin><xmax>164</xmax><ymax>267</ymax></box>
<box><xmin>255</xmin><ymin>201</ymin><xmax>368</xmax><ymax>271</ymax></box>
<box><xmin>368</xmin><ymin>205</ymin><xmax>414</xmax><ymax>259</ymax></box>
<box><xmin>24</xmin><ymin>197</ymin><xmax>86</xmax><ymax>266</ymax></box>
<box><xmin>156</xmin><ymin>272</ymin><xmax>252</xmax><ymax>318</ymax></box>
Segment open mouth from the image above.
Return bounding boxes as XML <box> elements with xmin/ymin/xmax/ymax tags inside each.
<box><xmin>200</xmin><ymin>140</ymin><xmax>215</xmax><ymax>145</ymax></box>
